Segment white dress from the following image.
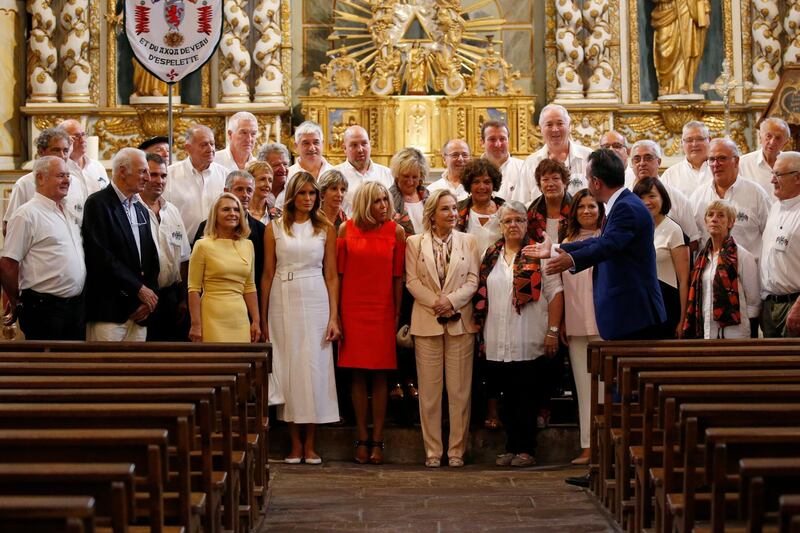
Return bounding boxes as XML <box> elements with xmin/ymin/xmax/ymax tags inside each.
<box><xmin>269</xmin><ymin>219</ymin><xmax>339</xmax><ymax>424</ymax></box>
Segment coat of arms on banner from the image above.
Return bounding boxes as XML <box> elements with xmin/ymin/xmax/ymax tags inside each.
<box><xmin>125</xmin><ymin>0</ymin><xmax>222</xmax><ymax>84</ymax></box>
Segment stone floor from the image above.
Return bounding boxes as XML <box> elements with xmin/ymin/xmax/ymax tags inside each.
<box><xmin>260</xmin><ymin>462</ymin><xmax>619</xmax><ymax>532</ymax></box>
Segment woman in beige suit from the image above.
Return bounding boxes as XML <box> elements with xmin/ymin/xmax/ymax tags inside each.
<box><xmin>405</xmin><ymin>189</ymin><xmax>480</xmax><ymax>468</ymax></box>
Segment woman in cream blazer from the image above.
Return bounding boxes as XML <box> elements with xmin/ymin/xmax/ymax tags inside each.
<box><xmin>405</xmin><ymin>189</ymin><xmax>480</xmax><ymax>468</ymax></box>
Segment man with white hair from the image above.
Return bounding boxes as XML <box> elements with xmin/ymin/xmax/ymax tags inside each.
<box><xmin>82</xmin><ymin>147</ymin><xmax>160</xmax><ymax>342</ymax></box>
<box><xmin>661</xmin><ymin>120</ymin><xmax>713</xmax><ymax>198</ymax></box>
<box><xmin>334</xmin><ymin>125</ymin><xmax>393</xmax><ymax>214</ymax></box>
<box><xmin>690</xmin><ymin>138</ymin><xmax>771</xmax><ymax>255</ymax></box>
<box><xmin>164</xmin><ymin>124</ymin><xmax>227</xmax><ymax>241</ymax></box>
<box><xmin>629</xmin><ymin>140</ymin><xmax>701</xmax><ymax>245</ymax></box>
<box><xmin>60</xmin><ymin>119</ymin><xmax>109</xmax><ymax>192</ymax></box>
<box><xmin>739</xmin><ymin>117</ymin><xmax>791</xmax><ymax>201</ymax></box>
<box><xmin>599</xmin><ymin>130</ymin><xmax>636</xmax><ymax>188</ymax></box>
<box><xmin>0</xmin><ymin>156</ymin><xmax>86</xmax><ymax>340</ymax></box>
<box><xmin>257</xmin><ymin>142</ymin><xmax>291</xmax><ymax>212</ymax></box>
<box><xmin>760</xmin><ymin>151</ymin><xmax>800</xmax><ymax>337</ymax></box>
<box><xmin>214</xmin><ymin>111</ymin><xmax>259</xmax><ymax>171</ymax></box>
<box><xmin>288</xmin><ymin>120</ymin><xmax>334</xmax><ymax>180</ymax></box>
<box><xmin>482</xmin><ymin>120</ymin><xmax>530</xmax><ymax>203</ymax></box>
<box><xmin>523</xmin><ymin>104</ymin><xmax>592</xmax><ymax>197</ymax></box>
<box><xmin>428</xmin><ymin>139</ymin><xmax>471</xmax><ymax>201</ymax></box>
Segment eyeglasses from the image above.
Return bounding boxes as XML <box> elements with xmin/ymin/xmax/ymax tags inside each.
<box><xmin>436</xmin><ymin>312</ymin><xmax>462</xmax><ymax>325</ymax></box>
<box><xmin>70</xmin><ymin>132</ymin><xmax>87</xmax><ymax>139</ymax></box>
<box><xmin>682</xmin><ymin>136</ymin><xmax>708</xmax><ymax>144</ymax></box>
<box><xmin>601</xmin><ymin>143</ymin><xmax>626</xmax><ymax>150</ymax></box>
<box><xmin>500</xmin><ymin>217</ymin><xmax>526</xmax><ymax>226</ymax></box>
<box><xmin>445</xmin><ymin>152</ymin><xmax>470</xmax><ymax>159</ymax></box>
<box><xmin>631</xmin><ymin>154</ymin><xmax>657</xmax><ymax>163</ymax></box>
<box><xmin>707</xmin><ymin>156</ymin><xmax>733</xmax><ymax>164</ymax></box>
<box><xmin>772</xmin><ymin>170</ymin><xmax>800</xmax><ymax>179</ymax></box>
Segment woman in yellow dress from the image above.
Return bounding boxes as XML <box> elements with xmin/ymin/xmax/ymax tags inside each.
<box><xmin>188</xmin><ymin>192</ymin><xmax>261</xmax><ymax>342</ymax></box>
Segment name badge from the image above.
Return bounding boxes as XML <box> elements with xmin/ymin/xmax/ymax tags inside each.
<box><xmin>775</xmin><ymin>235</ymin><xmax>789</xmax><ymax>253</ymax></box>
<box><xmin>168</xmin><ymin>230</ymin><xmax>184</xmax><ymax>247</ymax></box>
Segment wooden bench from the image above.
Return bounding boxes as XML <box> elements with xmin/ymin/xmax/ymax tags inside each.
<box><xmin>0</xmin><ymin>463</ymin><xmax>135</xmax><ymax>533</ymax></box>
<box><xmin>0</xmin><ymin>495</ymin><xmax>96</xmax><ymax>533</ymax></box>
<box><xmin>736</xmin><ymin>457</ymin><xmax>800</xmax><ymax>533</ymax></box>
<box><xmin>780</xmin><ymin>494</ymin><xmax>800</xmax><ymax>533</ymax></box>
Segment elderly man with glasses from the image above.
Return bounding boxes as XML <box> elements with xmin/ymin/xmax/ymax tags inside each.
<box><xmin>661</xmin><ymin>120</ymin><xmax>713</xmax><ymax>198</ymax></box>
<box><xmin>428</xmin><ymin>139</ymin><xmax>471</xmax><ymax>201</ymax></box>
<box><xmin>761</xmin><ymin>151</ymin><xmax>800</xmax><ymax>337</ymax></box>
<box><xmin>739</xmin><ymin>118</ymin><xmax>791</xmax><ymax>204</ymax></box>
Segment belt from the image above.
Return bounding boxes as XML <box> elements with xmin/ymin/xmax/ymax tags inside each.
<box><xmin>765</xmin><ymin>292</ymin><xmax>800</xmax><ymax>304</ymax></box>
<box><xmin>279</xmin><ymin>268</ymin><xmax>322</xmax><ymax>282</ymax></box>
<box><xmin>21</xmin><ymin>288</ymin><xmax>83</xmax><ymax>305</ymax></box>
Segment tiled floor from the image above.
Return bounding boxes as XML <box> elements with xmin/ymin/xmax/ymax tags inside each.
<box><xmin>261</xmin><ymin>462</ymin><xmax>619</xmax><ymax>532</ymax></box>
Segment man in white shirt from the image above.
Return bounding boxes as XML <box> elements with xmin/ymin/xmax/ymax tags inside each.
<box><xmin>60</xmin><ymin>119</ymin><xmax>109</xmax><ymax>193</ymax></box>
<box><xmin>628</xmin><ymin>140</ymin><xmax>701</xmax><ymax>246</ymax></box>
<box><xmin>287</xmin><ymin>120</ymin><xmax>334</xmax><ymax>181</ymax></box>
<box><xmin>0</xmin><ymin>156</ymin><xmax>86</xmax><ymax>340</ymax></box>
<box><xmin>599</xmin><ymin>130</ymin><xmax>636</xmax><ymax>188</ymax></box>
<box><xmin>334</xmin><ymin>125</ymin><xmax>393</xmax><ymax>214</ymax></box>
<box><xmin>3</xmin><ymin>128</ymin><xmax>85</xmax><ymax>234</ymax></box>
<box><xmin>483</xmin><ymin>120</ymin><xmax>530</xmax><ymax>203</ymax></box>
<box><xmin>739</xmin><ymin>117</ymin><xmax>791</xmax><ymax>202</ymax></box>
<box><xmin>140</xmin><ymin>153</ymin><xmax>191</xmax><ymax>341</ymax></box>
<box><xmin>523</xmin><ymin>104</ymin><xmax>592</xmax><ymax>196</ymax></box>
<box><xmin>257</xmin><ymin>142</ymin><xmax>291</xmax><ymax>213</ymax></box>
<box><xmin>428</xmin><ymin>139</ymin><xmax>471</xmax><ymax>201</ymax></box>
<box><xmin>760</xmin><ymin>151</ymin><xmax>800</xmax><ymax>337</ymax></box>
<box><xmin>661</xmin><ymin>120</ymin><xmax>713</xmax><ymax>198</ymax></box>
<box><xmin>164</xmin><ymin>124</ymin><xmax>227</xmax><ymax>242</ymax></box>
<box><xmin>214</xmin><ymin>111</ymin><xmax>258</xmax><ymax>171</ymax></box>
<box><xmin>690</xmin><ymin>138</ymin><xmax>771</xmax><ymax>256</ymax></box>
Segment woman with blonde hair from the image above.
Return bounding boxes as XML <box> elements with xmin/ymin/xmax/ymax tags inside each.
<box><xmin>188</xmin><ymin>192</ymin><xmax>260</xmax><ymax>343</ymax></box>
<box><xmin>405</xmin><ymin>189</ymin><xmax>480</xmax><ymax>468</ymax></box>
<box><xmin>261</xmin><ymin>171</ymin><xmax>341</xmax><ymax>464</ymax></box>
<box><xmin>245</xmin><ymin>160</ymin><xmax>273</xmax><ymax>224</ymax></box>
<box><xmin>338</xmin><ymin>181</ymin><xmax>406</xmax><ymax>464</ymax></box>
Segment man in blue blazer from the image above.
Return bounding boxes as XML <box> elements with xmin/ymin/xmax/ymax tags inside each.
<box><xmin>532</xmin><ymin>147</ymin><xmax>666</xmax><ymax>340</ymax></box>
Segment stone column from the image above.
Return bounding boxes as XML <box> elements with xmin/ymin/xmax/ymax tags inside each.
<box><xmin>582</xmin><ymin>0</ymin><xmax>615</xmax><ymax>100</ymax></box>
<box><xmin>219</xmin><ymin>0</ymin><xmax>251</xmax><ymax>103</ymax></box>
<box><xmin>785</xmin><ymin>0</ymin><xmax>800</xmax><ymax>65</ymax></box>
<box><xmin>0</xmin><ymin>0</ymin><xmax>21</xmax><ymax>169</ymax></box>
<box><xmin>252</xmin><ymin>0</ymin><xmax>283</xmax><ymax>103</ymax></box>
<box><xmin>749</xmin><ymin>0</ymin><xmax>781</xmax><ymax>101</ymax></box>
<box><xmin>59</xmin><ymin>0</ymin><xmax>91</xmax><ymax>102</ymax></box>
<box><xmin>27</xmin><ymin>0</ymin><xmax>58</xmax><ymax>102</ymax></box>
<box><xmin>555</xmin><ymin>0</ymin><xmax>585</xmax><ymax>100</ymax></box>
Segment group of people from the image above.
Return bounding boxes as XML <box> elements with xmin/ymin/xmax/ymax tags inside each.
<box><xmin>2</xmin><ymin>105</ymin><xmax>800</xmax><ymax>471</ymax></box>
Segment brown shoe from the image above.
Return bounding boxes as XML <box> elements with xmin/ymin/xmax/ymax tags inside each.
<box><xmin>389</xmin><ymin>384</ymin><xmax>404</xmax><ymax>401</ymax></box>
<box><xmin>406</xmin><ymin>382</ymin><xmax>419</xmax><ymax>399</ymax></box>
<box><xmin>369</xmin><ymin>440</ymin><xmax>385</xmax><ymax>465</ymax></box>
<box><xmin>354</xmin><ymin>440</ymin><xmax>369</xmax><ymax>464</ymax></box>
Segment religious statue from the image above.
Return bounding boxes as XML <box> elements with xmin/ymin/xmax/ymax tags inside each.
<box><xmin>132</xmin><ymin>60</ymin><xmax>180</xmax><ymax>98</ymax></box>
<box><xmin>651</xmin><ymin>0</ymin><xmax>711</xmax><ymax>96</ymax></box>
<box><xmin>407</xmin><ymin>44</ymin><xmax>429</xmax><ymax>95</ymax></box>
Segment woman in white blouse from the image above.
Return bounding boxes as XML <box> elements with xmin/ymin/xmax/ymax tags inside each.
<box><xmin>633</xmin><ymin>177</ymin><xmax>690</xmax><ymax>338</ymax></box>
<box><xmin>455</xmin><ymin>158</ymin><xmax>504</xmax><ymax>256</ymax></box>
<box><xmin>560</xmin><ymin>189</ymin><xmax>604</xmax><ymax>465</ymax></box>
<box><xmin>683</xmin><ymin>200</ymin><xmax>761</xmax><ymax>339</ymax></box>
<box><xmin>473</xmin><ymin>201</ymin><xmax>564</xmax><ymax>467</ymax></box>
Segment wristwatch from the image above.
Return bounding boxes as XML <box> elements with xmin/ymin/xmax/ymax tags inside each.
<box><xmin>548</xmin><ymin>326</ymin><xmax>560</xmax><ymax>334</ymax></box>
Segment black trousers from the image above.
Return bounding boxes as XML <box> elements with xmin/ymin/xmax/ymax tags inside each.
<box><xmin>18</xmin><ymin>289</ymin><xmax>85</xmax><ymax>341</ymax></box>
<box><xmin>146</xmin><ymin>283</ymin><xmax>189</xmax><ymax>342</ymax></box>
<box><xmin>487</xmin><ymin>356</ymin><xmax>550</xmax><ymax>455</ymax></box>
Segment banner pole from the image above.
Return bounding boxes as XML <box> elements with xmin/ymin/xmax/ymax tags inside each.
<box><xmin>168</xmin><ymin>83</ymin><xmax>174</xmax><ymax>164</ymax></box>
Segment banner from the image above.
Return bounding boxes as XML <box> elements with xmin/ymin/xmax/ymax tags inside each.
<box><xmin>125</xmin><ymin>0</ymin><xmax>223</xmax><ymax>84</ymax></box>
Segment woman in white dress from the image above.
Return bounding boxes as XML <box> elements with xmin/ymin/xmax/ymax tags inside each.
<box><xmin>261</xmin><ymin>171</ymin><xmax>341</xmax><ymax>464</ymax></box>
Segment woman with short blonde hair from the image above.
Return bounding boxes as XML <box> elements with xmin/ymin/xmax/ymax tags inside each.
<box><xmin>246</xmin><ymin>160</ymin><xmax>273</xmax><ymax>224</ymax></box>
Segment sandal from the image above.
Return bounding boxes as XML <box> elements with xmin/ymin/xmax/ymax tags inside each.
<box><xmin>354</xmin><ymin>440</ymin><xmax>369</xmax><ymax>464</ymax></box>
<box><xmin>369</xmin><ymin>440</ymin><xmax>385</xmax><ymax>465</ymax></box>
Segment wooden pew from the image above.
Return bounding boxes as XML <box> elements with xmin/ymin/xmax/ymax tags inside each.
<box><xmin>0</xmin><ymin>495</ymin><xmax>96</xmax><ymax>533</ymax></box>
<box><xmin>0</xmin><ymin>429</ymin><xmax>175</xmax><ymax>532</ymax></box>
<box><xmin>737</xmin><ymin>457</ymin><xmax>800</xmax><ymax>533</ymax></box>
<box><xmin>780</xmin><ymin>495</ymin><xmax>800</xmax><ymax>533</ymax></box>
<box><xmin>0</xmin><ymin>463</ymin><xmax>135</xmax><ymax>533</ymax></box>
<box><xmin>0</xmin><ymin>403</ymin><xmax>199</xmax><ymax>533</ymax></box>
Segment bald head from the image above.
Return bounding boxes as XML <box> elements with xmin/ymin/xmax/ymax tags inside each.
<box><xmin>58</xmin><ymin>119</ymin><xmax>87</xmax><ymax>161</ymax></box>
<box><xmin>600</xmin><ymin>131</ymin><xmax>629</xmax><ymax>167</ymax></box>
<box><xmin>343</xmin><ymin>125</ymin><xmax>371</xmax><ymax>172</ymax></box>
<box><xmin>772</xmin><ymin>151</ymin><xmax>800</xmax><ymax>201</ymax></box>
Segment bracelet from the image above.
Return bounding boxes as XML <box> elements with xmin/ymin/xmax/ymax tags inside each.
<box><xmin>546</xmin><ymin>332</ymin><xmax>558</xmax><ymax>338</ymax></box>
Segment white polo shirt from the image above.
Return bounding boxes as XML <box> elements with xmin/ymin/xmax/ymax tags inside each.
<box><xmin>214</xmin><ymin>146</ymin><xmax>255</xmax><ymax>171</ymax></box>
<box><xmin>738</xmin><ymin>149</ymin><xmax>775</xmax><ymax>204</ymax></box>
<box><xmin>3</xmin><ymin>193</ymin><xmax>86</xmax><ymax>298</ymax></box>
<box><xmin>68</xmin><ymin>157</ymin><xmax>109</xmax><ymax>194</ymax></box>
<box><xmin>4</xmin><ymin>171</ymin><xmax>87</xmax><ymax>226</ymax></box>
<box><xmin>760</xmin><ymin>194</ymin><xmax>800</xmax><ymax>299</ymax></box>
<box><xmin>164</xmin><ymin>158</ymin><xmax>227</xmax><ymax>242</ymax></box>
<box><xmin>287</xmin><ymin>159</ymin><xmax>334</xmax><ymax>181</ymax></box>
<box><xmin>522</xmin><ymin>141</ymin><xmax>592</xmax><ymax>197</ymax></box>
<box><xmin>690</xmin><ymin>177</ymin><xmax>771</xmax><ymax>256</ymax></box>
<box><xmin>334</xmin><ymin>159</ymin><xmax>394</xmax><ymax>215</ymax></box>
<box><xmin>427</xmin><ymin>172</ymin><xmax>468</xmax><ymax>201</ymax></box>
<box><xmin>661</xmin><ymin>158</ymin><xmax>713</xmax><ymax>199</ymax></box>
<box><xmin>495</xmin><ymin>156</ymin><xmax>536</xmax><ymax>203</ymax></box>
<box><xmin>144</xmin><ymin>197</ymin><xmax>191</xmax><ymax>289</ymax></box>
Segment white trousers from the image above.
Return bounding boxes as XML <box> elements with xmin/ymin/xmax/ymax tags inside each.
<box><xmin>86</xmin><ymin>320</ymin><xmax>147</xmax><ymax>342</ymax></box>
<box><xmin>568</xmin><ymin>334</ymin><xmax>602</xmax><ymax>449</ymax></box>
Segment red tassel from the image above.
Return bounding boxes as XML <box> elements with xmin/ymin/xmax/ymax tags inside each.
<box><xmin>197</xmin><ymin>5</ymin><xmax>212</xmax><ymax>35</ymax></box>
<box><xmin>134</xmin><ymin>5</ymin><xmax>150</xmax><ymax>34</ymax></box>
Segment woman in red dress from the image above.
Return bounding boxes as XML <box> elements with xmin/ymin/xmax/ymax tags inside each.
<box><xmin>337</xmin><ymin>181</ymin><xmax>406</xmax><ymax>464</ymax></box>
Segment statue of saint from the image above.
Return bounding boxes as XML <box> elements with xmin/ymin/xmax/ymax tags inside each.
<box><xmin>651</xmin><ymin>0</ymin><xmax>711</xmax><ymax>96</ymax></box>
<box><xmin>132</xmin><ymin>60</ymin><xmax>180</xmax><ymax>97</ymax></box>
<box><xmin>407</xmin><ymin>44</ymin><xmax>429</xmax><ymax>95</ymax></box>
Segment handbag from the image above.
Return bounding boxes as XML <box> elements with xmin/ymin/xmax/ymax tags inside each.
<box><xmin>396</xmin><ymin>324</ymin><xmax>414</xmax><ymax>349</ymax></box>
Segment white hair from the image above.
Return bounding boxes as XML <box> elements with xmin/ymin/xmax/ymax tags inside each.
<box><xmin>228</xmin><ymin>112</ymin><xmax>258</xmax><ymax>133</ymax></box>
<box><xmin>257</xmin><ymin>142</ymin><xmax>290</xmax><ymax>161</ymax></box>
<box><xmin>185</xmin><ymin>124</ymin><xmax>214</xmax><ymax>143</ymax></box>
<box><xmin>538</xmin><ymin>104</ymin><xmax>571</xmax><ymax>127</ymax></box>
<box><xmin>33</xmin><ymin>155</ymin><xmax>63</xmax><ymax>180</ymax></box>
<box><xmin>630</xmin><ymin>139</ymin><xmax>663</xmax><ymax>159</ymax></box>
<box><xmin>775</xmin><ymin>151</ymin><xmax>800</xmax><ymax>168</ymax></box>
<box><xmin>225</xmin><ymin>170</ymin><xmax>254</xmax><ymax>189</ymax></box>
<box><xmin>761</xmin><ymin>117</ymin><xmax>791</xmax><ymax>138</ymax></box>
<box><xmin>498</xmin><ymin>200</ymin><xmax>528</xmax><ymax>220</ymax></box>
<box><xmin>710</xmin><ymin>137</ymin><xmax>740</xmax><ymax>157</ymax></box>
<box><xmin>294</xmin><ymin>120</ymin><xmax>323</xmax><ymax>144</ymax></box>
<box><xmin>112</xmin><ymin>147</ymin><xmax>146</xmax><ymax>177</ymax></box>
<box><xmin>682</xmin><ymin>121</ymin><xmax>710</xmax><ymax>139</ymax></box>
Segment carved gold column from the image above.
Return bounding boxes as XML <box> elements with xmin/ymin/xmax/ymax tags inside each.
<box><xmin>59</xmin><ymin>0</ymin><xmax>92</xmax><ymax>102</ymax></box>
<box><xmin>0</xmin><ymin>0</ymin><xmax>21</xmax><ymax>168</ymax></box>
<box><xmin>252</xmin><ymin>0</ymin><xmax>283</xmax><ymax>103</ymax></box>
<box><xmin>749</xmin><ymin>0</ymin><xmax>781</xmax><ymax>102</ymax></box>
<box><xmin>554</xmin><ymin>0</ymin><xmax>585</xmax><ymax>100</ymax></box>
<box><xmin>582</xmin><ymin>0</ymin><xmax>616</xmax><ymax>101</ymax></box>
<box><xmin>219</xmin><ymin>0</ymin><xmax>251</xmax><ymax>103</ymax></box>
<box><xmin>785</xmin><ymin>1</ymin><xmax>800</xmax><ymax>65</ymax></box>
<box><xmin>27</xmin><ymin>0</ymin><xmax>58</xmax><ymax>102</ymax></box>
